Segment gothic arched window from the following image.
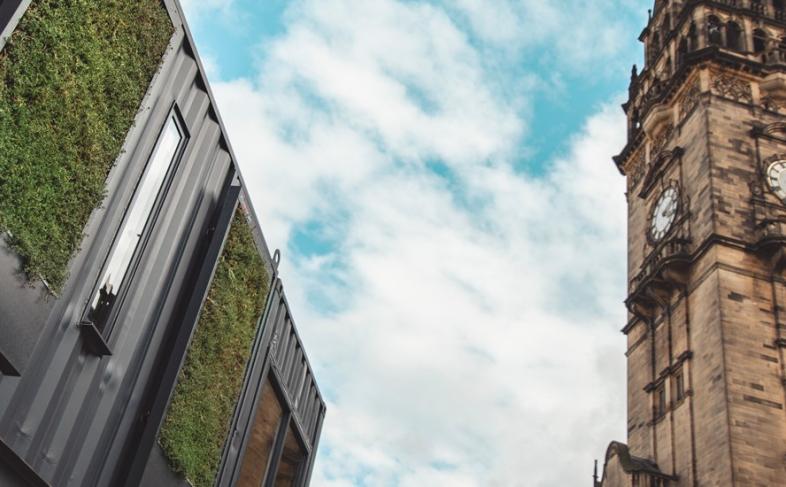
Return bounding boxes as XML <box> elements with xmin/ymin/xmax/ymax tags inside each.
<box><xmin>775</xmin><ymin>0</ymin><xmax>785</xmax><ymax>18</ymax></box>
<box><xmin>751</xmin><ymin>0</ymin><xmax>765</xmax><ymax>14</ymax></box>
<box><xmin>662</xmin><ymin>14</ymin><xmax>671</xmax><ymax>42</ymax></box>
<box><xmin>649</xmin><ymin>32</ymin><xmax>661</xmax><ymax>64</ymax></box>
<box><xmin>678</xmin><ymin>38</ymin><xmax>688</xmax><ymax>65</ymax></box>
<box><xmin>754</xmin><ymin>28</ymin><xmax>768</xmax><ymax>54</ymax></box>
<box><xmin>726</xmin><ymin>21</ymin><xmax>742</xmax><ymax>51</ymax></box>
<box><xmin>708</xmin><ymin>16</ymin><xmax>723</xmax><ymax>46</ymax></box>
<box><xmin>780</xmin><ymin>36</ymin><xmax>786</xmax><ymax>61</ymax></box>
<box><xmin>688</xmin><ymin>22</ymin><xmax>698</xmax><ymax>50</ymax></box>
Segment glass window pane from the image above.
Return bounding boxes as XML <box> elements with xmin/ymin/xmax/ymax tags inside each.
<box><xmin>88</xmin><ymin>116</ymin><xmax>182</xmax><ymax>331</ymax></box>
<box><xmin>238</xmin><ymin>376</ymin><xmax>285</xmax><ymax>487</ymax></box>
<box><xmin>274</xmin><ymin>422</ymin><xmax>306</xmax><ymax>487</ymax></box>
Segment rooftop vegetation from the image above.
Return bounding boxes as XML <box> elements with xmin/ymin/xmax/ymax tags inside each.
<box><xmin>160</xmin><ymin>210</ymin><xmax>270</xmax><ymax>487</ymax></box>
<box><xmin>0</xmin><ymin>0</ymin><xmax>173</xmax><ymax>291</ymax></box>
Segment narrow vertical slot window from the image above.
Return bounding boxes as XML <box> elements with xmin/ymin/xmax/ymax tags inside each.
<box><xmin>675</xmin><ymin>371</ymin><xmax>685</xmax><ymax>401</ymax></box>
<box><xmin>656</xmin><ymin>386</ymin><xmax>666</xmax><ymax>418</ymax></box>
<box><xmin>87</xmin><ymin>114</ymin><xmax>184</xmax><ymax>334</ymax></box>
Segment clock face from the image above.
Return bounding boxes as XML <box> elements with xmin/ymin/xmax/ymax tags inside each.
<box><xmin>650</xmin><ymin>187</ymin><xmax>679</xmax><ymax>242</ymax></box>
<box><xmin>767</xmin><ymin>160</ymin><xmax>786</xmax><ymax>201</ymax></box>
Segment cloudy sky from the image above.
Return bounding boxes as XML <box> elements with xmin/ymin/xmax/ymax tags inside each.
<box><xmin>179</xmin><ymin>1</ymin><xmax>648</xmax><ymax>485</ymax></box>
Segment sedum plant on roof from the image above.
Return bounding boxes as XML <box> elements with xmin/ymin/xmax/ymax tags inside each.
<box><xmin>0</xmin><ymin>0</ymin><xmax>173</xmax><ymax>291</ymax></box>
<box><xmin>160</xmin><ymin>210</ymin><xmax>270</xmax><ymax>487</ymax></box>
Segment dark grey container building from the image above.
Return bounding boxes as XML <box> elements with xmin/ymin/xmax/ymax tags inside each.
<box><xmin>0</xmin><ymin>1</ymin><xmax>325</xmax><ymax>486</ymax></box>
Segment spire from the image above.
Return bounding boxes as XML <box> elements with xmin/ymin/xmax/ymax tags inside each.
<box><xmin>593</xmin><ymin>459</ymin><xmax>600</xmax><ymax>486</ymax></box>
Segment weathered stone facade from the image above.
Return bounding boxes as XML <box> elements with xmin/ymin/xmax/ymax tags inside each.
<box><xmin>598</xmin><ymin>1</ymin><xmax>786</xmax><ymax>486</ymax></box>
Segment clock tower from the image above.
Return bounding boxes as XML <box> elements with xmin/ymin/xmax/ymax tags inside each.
<box><xmin>597</xmin><ymin>1</ymin><xmax>786</xmax><ymax>486</ymax></box>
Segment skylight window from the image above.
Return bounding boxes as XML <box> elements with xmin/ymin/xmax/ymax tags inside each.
<box><xmin>87</xmin><ymin>114</ymin><xmax>184</xmax><ymax>333</ymax></box>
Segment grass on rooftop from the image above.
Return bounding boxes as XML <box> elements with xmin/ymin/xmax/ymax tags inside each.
<box><xmin>0</xmin><ymin>0</ymin><xmax>173</xmax><ymax>290</ymax></box>
<box><xmin>160</xmin><ymin>210</ymin><xmax>270</xmax><ymax>487</ymax></box>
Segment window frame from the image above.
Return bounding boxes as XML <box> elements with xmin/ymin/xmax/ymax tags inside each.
<box><xmin>269</xmin><ymin>418</ymin><xmax>309</xmax><ymax>487</ymax></box>
<box><xmin>674</xmin><ymin>369</ymin><xmax>685</xmax><ymax>402</ymax></box>
<box><xmin>79</xmin><ymin>105</ymin><xmax>189</xmax><ymax>354</ymax></box>
<box><xmin>237</xmin><ymin>372</ymin><xmax>288</xmax><ymax>487</ymax></box>
<box><xmin>655</xmin><ymin>385</ymin><xmax>667</xmax><ymax>419</ymax></box>
<box><xmin>725</xmin><ymin>21</ymin><xmax>743</xmax><ymax>51</ymax></box>
<box><xmin>707</xmin><ymin>16</ymin><xmax>723</xmax><ymax>47</ymax></box>
<box><xmin>261</xmin><ymin>371</ymin><xmax>310</xmax><ymax>487</ymax></box>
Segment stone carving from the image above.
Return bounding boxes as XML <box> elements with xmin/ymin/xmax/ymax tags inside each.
<box><xmin>711</xmin><ymin>72</ymin><xmax>753</xmax><ymax>103</ymax></box>
<box><xmin>761</xmin><ymin>95</ymin><xmax>781</xmax><ymax>113</ymax></box>
<box><xmin>641</xmin><ymin>77</ymin><xmax>666</xmax><ymax>109</ymax></box>
<box><xmin>651</xmin><ymin>123</ymin><xmax>674</xmax><ymax>156</ymax></box>
<box><xmin>680</xmin><ymin>79</ymin><xmax>702</xmax><ymax>119</ymax></box>
<box><xmin>751</xmin><ymin>181</ymin><xmax>764</xmax><ymax>198</ymax></box>
<box><xmin>630</xmin><ymin>151</ymin><xmax>647</xmax><ymax>189</ymax></box>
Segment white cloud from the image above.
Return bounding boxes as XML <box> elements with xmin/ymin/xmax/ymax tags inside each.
<box><xmin>179</xmin><ymin>0</ymin><xmax>234</xmax><ymax>18</ymax></box>
<box><xmin>447</xmin><ymin>0</ymin><xmax>645</xmax><ymax>69</ymax></box>
<box><xmin>196</xmin><ymin>0</ymin><xmax>638</xmax><ymax>484</ymax></box>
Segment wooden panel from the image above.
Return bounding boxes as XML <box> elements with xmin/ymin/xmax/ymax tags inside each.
<box><xmin>273</xmin><ymin>422</ymin><xmax>306</xmax><ymax>487</ymax></box>
<box><xmin>237</xmin><ymin>377</ymin><xmax>284</xmax><ymax>487</ymax></box>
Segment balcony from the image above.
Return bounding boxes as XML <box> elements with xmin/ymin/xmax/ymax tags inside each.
<box><xmin>756</xmin><ymin>218</ymin><xmax>786</xmax><ymax>243</ymax></box>
<box><xmin>627</xmin><ymin>218</ymin><xmax>692</xmax><ymax>320</ymax></box>
<box><xmin>751</xmin><ymin>196</ymin><xmax>786</xmax><ymax>270</ymax></box>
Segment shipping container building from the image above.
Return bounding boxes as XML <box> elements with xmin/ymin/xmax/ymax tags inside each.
<box><xmin>0</xmin><ymin>1</ymin><xmax>325</xmax><ymax>486</ymax></box>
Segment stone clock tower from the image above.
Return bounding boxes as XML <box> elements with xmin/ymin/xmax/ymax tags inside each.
<box><xmin>597</xmin><ymin>1</ymin><xmax>786</xmax><ymax>486</ymax></box>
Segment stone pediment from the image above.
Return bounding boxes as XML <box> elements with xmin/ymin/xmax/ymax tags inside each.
<box><xmin>639</xmin><ymin>147</ymin><xmax>684</xmax><ymax>199</ymax></box>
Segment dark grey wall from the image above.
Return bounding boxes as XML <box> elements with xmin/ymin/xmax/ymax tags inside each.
<box><xmin>0</xmin><ymin>237</ymin><xmax>54</xmax><ymax>375</ymax></box>
<box><xmin>0</xmin><ymin>2</ymin><xmax>239</xmax><ymax>485</ymax></box>
<box><xmin>0</xmin><ymin>461</ymin><xmax>27</xmax><ymax>487</ymax></box>
<box><xmin>139</xmin><ymin>445</ymin><xmax>189</xmax><ymax>487</ymax></box>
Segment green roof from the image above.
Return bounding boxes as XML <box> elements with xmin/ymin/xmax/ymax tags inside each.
<box><xmin>160</xmin><ymin>209</ymin><xmax>271</xmax><ymax>487</ymax></box>
<box><xmin>0</xmin><ymin>0</ymin><xmax>173</xmax><ymax>291</ymax></box>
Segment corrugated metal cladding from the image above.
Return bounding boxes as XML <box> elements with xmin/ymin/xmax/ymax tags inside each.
<box><xmin>216</xmin><ymin>278</ymin><xmax>326</xmax><ymax>487</ymax></box>
<box><xmin>0</xmin><ymin>16</ymin><xmax>234</xmax><ymax>487</ymax></box>
<box><xmin>0</xmin><ymin>0</ymin><xmax>325</xmax><ymax>485</ymax></box>
<box><xmin>268</xmin><ymin>282</ymin><xmax>326</xmax><ymax>452</ymax></box>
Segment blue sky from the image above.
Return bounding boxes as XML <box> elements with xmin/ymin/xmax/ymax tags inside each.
<box><xmin>180</xmin><ymin>1</ymin><xmax>648</xmax><ymax>485</ymax></box>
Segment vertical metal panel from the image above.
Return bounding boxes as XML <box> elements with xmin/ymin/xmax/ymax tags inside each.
<box><xmin>0</xmin><ymin>237</ymin><xmax>54</xmax><ymax>375</ymax></box>
<box><xmin>292</xmin><ymin>361</ymin><xmax>308</xmax><ymax>410</ymax></box>
<box><xmin>303</xmin><ymin>408</ymin><xmax>325</xmax><ymax>486</ymax></box>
